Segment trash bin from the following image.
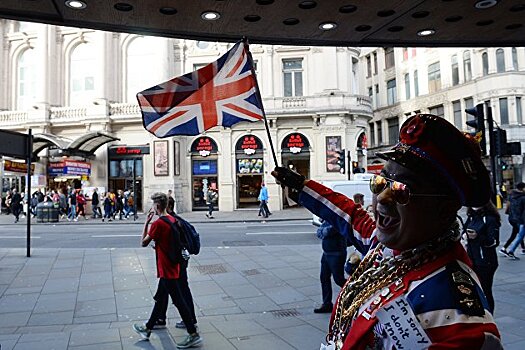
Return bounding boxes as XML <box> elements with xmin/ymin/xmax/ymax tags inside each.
<box><xmin>36</xmin><ymin>202</ymin><xmax>59</xmax><ymax>223</ymax></box>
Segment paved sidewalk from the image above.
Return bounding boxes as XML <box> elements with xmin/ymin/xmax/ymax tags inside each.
<box><xmin>0</xmin><ymin>207</ymin><xmax>312</xmax><ymax>226</ymax></box>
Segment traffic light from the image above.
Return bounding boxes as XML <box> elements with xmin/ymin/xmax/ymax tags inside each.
<box><xmin>493</xmin><ymin>128</ymin><xmax>507</xmax><ymax>156</ymax></box>
<box><xmin>465</xmin><ymin>103</ymin><xmax>486</xmax><ymax>155</ymax></box>
<box><xmin>336</xmin><ymin>149</ymin><xmax>345</xmax><ymax>174</ymax></box>
<box><xmin>501</xmin><ymin>161</ymin><xmax>508</xmax><ymax>171</ymax></box>
<box><xmin>352</xmin><ymin>161</ymin><xmax>359</xmax><ymax>174</ymax></box>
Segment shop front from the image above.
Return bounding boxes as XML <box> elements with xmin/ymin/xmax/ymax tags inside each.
<box><xmin>191</xmin><ymin>137</ymin><xmax>219</xmax><ymax>211</ymax></box>
<box><xmin>235</xmin><ymin>135</ymin><xmax>264</xmax><ymax>208</ymax></box>
<box><xmin>108</xmin><ymin>145</ymin><xmax>149</xmax><ymax>212</ymax></box>
<box><xmin>47</xmin><ymin>159</ymin><xmax>91</xmax><ymax>193</ymax></box>
<box><xmin>281</xmin><ymin>133</ymin><xmax>310</xmax><ymax>207</ymax></box>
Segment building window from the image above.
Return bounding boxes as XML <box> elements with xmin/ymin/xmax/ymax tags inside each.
<box><xmin>387</xmin><ymin>117</ymin><xmax>399</xmax><ymax>145</ymax></box>
<box><xmin>517</xmin><ymin>97</ymin><xmax>523</xmax><ymax>124</ymax></box>
<box><xmin>387</xmin><ymin>79</ymin><xmax>397</xmax><ymax>105</ymax></box>
<box><xmin>126</xmin><ymin>37</ymin><xmax>163</xmax><ymax>103</ymax></box>
<box><xmin>384</xmin><ymin>47</ymin><xmax>395</xmax><ymax>69</ymax></box>
<box><xmin>428</xmin><ymin>62</ymin><xmax>441</xmax><ymax>93</ymax></box>
<box><xmin>465</xmin><ymin>97</ymin><xmax>475</xmax><ymax>124</ymax></box>
<box><xmin>512</xmin><ymin>47</ymin><xmax>518</xmax><ymax>71</ymax></box>
<box><xmin>451</xmin><ymin>54</ymin><xmax>459</xmax><ymax>86</ymax></box>
<box><xmin>429</xmin><ymin>105</ymin><xmax>444</xmax><ymax>118</ymax></box>
<box><xmin>369</xmin><ymin>123</ymin><xmax>375</xmax><ymax>146</ymax></box>
<box><xmin>283</xmin><ymin>58</ymin><xmax>303</xmax><ymax>97</ymax></box>
<box><xmin>499</xmin><ymin>98</ymin><xmax>509</xmax><ymax>125</ymax></box>
<box><xmin>70</xmin><ymin>42</ymin><xmax>96</xmax><ymax>105</ymax></box>
<box><xmin>373</xmin><ymin>53</ymin><xmax>378</xmax><ymax>75</ymax></box>
<box><xmin>17</xmin><ymin>48</ymin><xmax>37</xmax><ymax>110</ymax></box>
<box><xmin>366</xmin><ymin>56</ymin><xmax>372</xmax><ymax>77</ymax></box>
<box><xmin>402</xmin><ymin>48</ymin><xmax>408</xmax><ymax>61</ymax></box>
<box><xmin>482</xmin><ymin>52</ymin><xmax>489</xmax><ymax>76</ymax></box>
<box><xmin>368</xmin><ymin>87</ymin><xmax>373</xmax><ymax>108</ymax></box>
<box><xmin>463</xmin><ymin>50</ymin><xmax>472</xmax><ymax>82</ymax></box>
<box><xmin>496</xmin><ymin>48</ymin><xmax>505</xmax><ymax>73</ymax></box>
<box><xmin>453</xmin><ymin>100</ymin><xmax>462</xmax><ymax>128</ymax></box>
<box><xmin>404</xmin><ymin>73</ymin><xmax>410</xmax><ymax>100</ymax></box>
<box><xmin>377</xmin><ymin>121</ymin><xmax>383</xmax><ymax>145</ymax></box>
<box><xmin>414</xmin><ymin>70</ymin><xmax>419</xmax><ymax>97</ymax></box>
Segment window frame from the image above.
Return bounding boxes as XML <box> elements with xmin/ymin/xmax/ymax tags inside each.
<box><xmin>282</xmin><ymin>58</ymin><xmax>304</xmax><ymax>97</ymax></box>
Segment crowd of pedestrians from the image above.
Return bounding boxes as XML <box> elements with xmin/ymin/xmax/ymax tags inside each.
<box><xmin>3</xmin><ymin>186</ymin><xmax>136</xmax><ymax>223</ymax></box>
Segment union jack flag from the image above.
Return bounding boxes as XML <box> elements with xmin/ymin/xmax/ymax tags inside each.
<box><xmin>137</xmin><ymin>40</ymin><xmax>264</xmax><ymax>137</ymax></box>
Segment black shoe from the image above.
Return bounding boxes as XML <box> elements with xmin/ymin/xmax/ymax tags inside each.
<box><xmin>508</xmin><ymin>252</ymin><xmax>520</xmax><ymax>260</ymax></box>
<box><xmin>314</xmin><ymin>304</ymin><xmax>333</xmax><ymax>314</ymax></box>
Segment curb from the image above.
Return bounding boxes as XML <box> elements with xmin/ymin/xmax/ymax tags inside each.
<box><xmin>0</xmin><ymin>217</ymin><xmax>312</xmax><ymax>225</ymax></box>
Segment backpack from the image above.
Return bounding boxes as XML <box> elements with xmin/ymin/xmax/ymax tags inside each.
<box><xmin>161</xmin><ymin>214</ymin><xmax>201</xmax><ymax>255</ymax></box>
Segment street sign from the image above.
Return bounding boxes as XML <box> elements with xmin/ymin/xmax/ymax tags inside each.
<box><xmin>0</xmin><ymin>129</ymin><xmax>30</xmax><ymax>158</ymax></box>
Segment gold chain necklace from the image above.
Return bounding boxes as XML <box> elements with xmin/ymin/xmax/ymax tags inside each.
<box><xmin>328</xmin><ymin>235</ymin><xmax>455</xmax><ymax>349</ymax></box>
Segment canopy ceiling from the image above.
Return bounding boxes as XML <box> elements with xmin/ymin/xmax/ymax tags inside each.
<box><xmin>33</xmin><ymin>131</ymin><xmax>119</xmax><ymax>158</ymax></box>
<box><xmin>0</xmin><ymin>0</ymin><xmax>523</xmax><ymax>47</ymax></box>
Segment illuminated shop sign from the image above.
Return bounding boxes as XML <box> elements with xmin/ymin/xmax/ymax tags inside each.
<box><xmin>191</xmin><ymin>137</ymin><xmax>218</xmax><ymax>157</ymax></box>
<box><xmin>108</xmin><ymin>145</ymin><xmax>150</xmax><ymax>156</ymax></box>
<box><xmin>282</xmin><ymin>133</ymin><xmax>310</xmax><ymax>154</ymax></box>
<box><xmin>236</xmin><ymin>135</ymin><xmax>263</xmax><ymax>155</ymax></box>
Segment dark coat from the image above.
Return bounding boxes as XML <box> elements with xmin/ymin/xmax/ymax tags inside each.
<box><xmin>508</xmin><ymin>190</ymin><xmax>525</xmax><ymax>226</ymax></box>
<box><xmin>465</xmin><ymin>209</ymin><xmax>500</xmax><ymax>267</ymax></box>
<box><xmin>316</xmin><ymin>222</ymin><xmax>347</xmax><ymax>253</ymax></box>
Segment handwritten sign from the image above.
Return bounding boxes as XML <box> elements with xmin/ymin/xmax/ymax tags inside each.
<box><xmin>375</xmin><ymin>296</ymin><xmax>431</xmax><ymax>350</ymax></box>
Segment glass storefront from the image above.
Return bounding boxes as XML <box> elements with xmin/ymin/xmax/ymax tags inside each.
<box><xmin>235</xmin><ymin>135</ymin><xmax>264</xmax><ymax>208</ymax></box>
<box><xmin>191</xmin><ymin>137</ymin><xmax>219</xmax><ymax>210</ymax></box>
<box><xmin>281</xmin><ymin>133</ymin><xmax>310</xmax><ymax>208</ymax></box>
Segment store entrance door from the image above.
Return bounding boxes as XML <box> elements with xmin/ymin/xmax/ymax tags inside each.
<box><xmin>109</xmin><ymin>178</ymin><xmax>143</xmax><ymax>212</ymax></box>
<box><xmin>237</xmin><ymin>174</ymin><xmax>262</xmax><ymax>208</ymax></box>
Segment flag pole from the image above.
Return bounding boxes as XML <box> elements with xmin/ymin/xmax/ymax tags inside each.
<box><xmin>244</xmin><ymin>37</ymin><xmax>279</xmax><ymax>168</ymax></box>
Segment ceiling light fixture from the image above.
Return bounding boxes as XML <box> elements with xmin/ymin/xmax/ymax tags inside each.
<box><xmin>319</xmin><ymin>22</ymin><xmax>337</xmax><ymax>31</ymax></box>
<box><xmin>65</xmin><ymin>0</ymin><xmax>87</xmax><ymax>9</ymax></box>
<box><xmin>201</xmin><ymin>11</ymin><xmax>220</xmax><ymax>20</ymax></box>
<box><xmin>475</xmin><ymin>0</ymin><xmax>498</xmax><ymax>9</ymax></box>
<box><xmin>417</xmin><ymin>28</ymin><xmax>435</xmax><ymax>36</ymax></box>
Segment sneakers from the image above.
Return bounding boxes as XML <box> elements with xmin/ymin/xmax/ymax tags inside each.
<box><xmin>508</xmin><ymin>252</ymin><xmax>520</xmax><ymax>260</ymax></box>
<box><xmin>177</xmin><ymin>333</ymin><xmax>202</xmax><ymax>348</ymax></box>
<box><xmin>521</xmin><ymin>249</ymin><xmax>525</xmax><ymax>255</ymax></box>
<box><xmin>499</xmin><ymin>248</ymin><xmax>510</xmax><ymax>257</ymax></box>
<box><xmin>133</xmin><ymin>323</ymin><xmax>151</xmax><ymax>340</ymax></box>
<box><xmin>153</xmin><ymin>319</ymin><xmax>167</xmax><ymax>329</ymax></box>
<box><xmin>175</xmin><ymin>320</ymin><xmax>186</xmax><ymax>329</ymax></box>
<box><xmin>314</xmin><ymin>304</ymin><xmax>333</xmax><ymax>314</ymax></box>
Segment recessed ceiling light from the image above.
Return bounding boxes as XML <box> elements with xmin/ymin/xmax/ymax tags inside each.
<box><xmin>475</xmin><ymin>0</ymin><xmax>498</xmax><ymax>9</ymax></box>
<box><xmin>65</xmin><ymin>0</ymin><xmax>87</xmax><ymax>9</ymax></box>
<box><xmin>319</xmin><ymin>22</ymin><xmax>337</xmax><ymax>31</ymax></box>
<box><xmin>417</xmin><ymin>28</ymin><xmax>435</xmax><ymax>36</ymax></box>
<box><xmin>201</xmin><ymin>11</ymin><xmax>220</xmax><ymax>20</ymax></box>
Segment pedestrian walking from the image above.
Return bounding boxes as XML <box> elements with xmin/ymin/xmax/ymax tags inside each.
<box><xmin>91</xmin><ymin>188</ymin><xmax>102</xmax><ymax>218</ymax></box>
<box><xmin>133</xmin><ymin>192</ymin><xmax>202</xmax><ymax>348</ymax></box>
<box><xmin>10</xmin><ymin>188</ymin><xmax>22</xmax><ymax>223</ymax></box>
<box><xmin>205</xmin><ymin>188</ymin><xmax>217</xmax><ymax>219</ymax></box>
<box><xmin>257</xmin><ymin>182</ymin><xmax>271</xmax><ymax>218</ymax></box>
<box><xmin>76</xmin><ymin>190</ymin><xmax>87</xmax><ymax>220</ymax></box>
<box><xmin>273</xmin><ymin>113</ymin><xmax>501</xmax><ymax>349</ymax></box>
<box><xmin>314</xmin><ymin>222</ymin><xmax>347</xmax><ymax>314</ymax></box>
<box><xmin>500</xmin><ymin>182</ymin><xmax>525</xmax><ymax>259</ymax></box>
<box><xmin>67</xmin><ymin>189</ymin><xmax>77</xmax><ymax>221</ymax></box>
<box><xmin>464</xmin><ymin>202</ymin><xmax>500</xmax><ymax>313</ymax></box>
<box><xmin>102</xmin><ymin>193</ymin><xmax>113</xmax><ymax>222</ymax></box>
<box><xmin>58</xmin><ymin>189</ymin><xmax>67</xmax><ymax>219</ymax></box>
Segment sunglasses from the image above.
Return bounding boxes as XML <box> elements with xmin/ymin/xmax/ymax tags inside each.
<box><xmin>369</xmin><ymin>174</ymin><xmax>449</xmax><ymax>205</ymax></box>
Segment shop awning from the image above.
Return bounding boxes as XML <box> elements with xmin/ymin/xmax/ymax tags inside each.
<box><xmin>33</xmin><ymin>131</ymin><xmax>119</xmax><ymax>159</ymax></box>
<box><xmin>67</xmin><ymin>132</ymin><xmax>120</xmax><ymax>154</ymax></box>
<box><xmin>32</xmin><ymin>133</ymin><xmax>71</xmax><ymax>156</ymax></box>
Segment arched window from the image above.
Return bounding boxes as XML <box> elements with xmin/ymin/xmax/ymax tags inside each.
<box><xmin>126</xmin><ymin>36</ymin><xmax>164</xmax><ymax>102</ymax></box>
<box><xmin>451</xmin><ymin>54</ymin><xmax>459</xmax><ymax>85</ymax></box>
<box><xmin>496</xmin><ymin>48</ymin><xmax>505</xmax><ymax>73</ymax></box>
<box><xmin>70</xmin><ymin>43</ymin><xmax>96</xmax><ymax>105</ymax></box>
<box><xmin>404</xmin><ymin>73</ymin><xmax>410</xmax><ymax>100</ymax></box>
<box><xmin>17</xmin><ymin>49</ymin><xmax>37</xmax><ymax>110</ymax></box>
<box><xmin>463</xmin><ymin>51</ymin><xmax>472</xmax><ymax>81</ymax></box>
<box><xmin>482</xmin><ymin>52</ymin><xmax>489</xmax><ymax>76</ymax></box>
<box><xmin>512</xmin><ymin>47</ymin><xmax>519</xmax><ymax>71</ymax></box>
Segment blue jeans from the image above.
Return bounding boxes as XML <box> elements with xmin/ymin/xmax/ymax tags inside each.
<box><xmin>68</xmin><ymin>205</ymin><xmax>76</xmax><ymax>220</ymax></box>
<box><xmin>508</xmin><ymin>224</ymin><xmax>525</xmax><ymax>253</ymax></box>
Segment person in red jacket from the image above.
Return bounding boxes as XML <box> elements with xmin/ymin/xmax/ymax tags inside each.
<box><xmin>273</xmin><ymin>114</ymin><xmax>501</xmax><ymax>350</ymax></box>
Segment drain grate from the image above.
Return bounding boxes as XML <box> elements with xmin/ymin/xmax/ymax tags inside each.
<box><xmin>194</xmin><ymin>264</ymin><xmax>228</xmax><ymax>274</ymax></box>
<box><xmin>270</xmin><ymin>308</ymin><xmax>300</xmax><ymax>318</ymax></box>
<box><xmin>222</xmin><ymin>240</ymin><xmax>265</xmax><ymax>246</ymax></box>
<box><xmin>242</xmin><ymin>269</ymin><xmax>261</xmax><ymax>276</ymax></box>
